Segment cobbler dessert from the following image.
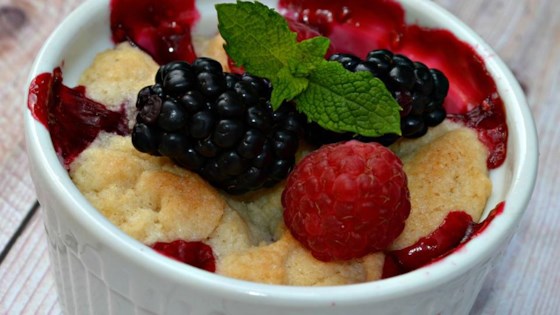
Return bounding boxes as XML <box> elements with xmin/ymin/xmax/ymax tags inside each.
<box><xmin>28</xmin><ymin>0</ymin><xmax>507</xmax><ymax>285</ymax></box>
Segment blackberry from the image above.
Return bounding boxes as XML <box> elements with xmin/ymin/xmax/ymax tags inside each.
<box><xmin>132</xmin><ymin>58</ymin><xmax>305</xmax><ymax>195</ymax></box>
<box><xmin>306</xmin><ymin>49</ymin><xmax>449</xmax><ymax>146</ymax></box>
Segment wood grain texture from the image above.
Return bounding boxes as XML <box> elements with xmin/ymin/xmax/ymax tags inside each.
<box><xmin>0</xmin><ymin>210</ymin><xmax>59</xmax><ymax>315</ymax></box>
<box><xmin>0</xmin><ymin>0</ymin><xmax>83</xmax><ymax>253</ymax></box>
<box><xmin>0</xmin><ymin>0</ymin><xmax>558</xmax><ymax>314</ymax></box>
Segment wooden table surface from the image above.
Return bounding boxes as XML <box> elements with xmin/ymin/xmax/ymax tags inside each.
<box><xmin>0</xmin><ymin>0</ymin><xmax>557</xmax><ymax>314</ymax></box>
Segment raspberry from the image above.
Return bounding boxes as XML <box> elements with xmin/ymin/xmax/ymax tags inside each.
<box><xmin>282</xmin><ymin>140</ymin><xmax>411</xmax><ymax>261</ymax></box>
<box><xmin>132</xmin><ymin>58</ymin><xmax>305</xmax><ymax>194</ymax></box>
<box><xmin>151</xmin><ymin>240</ymin><xmax>216</xmax><ymax>272</ymax></box>
<box><xmin>305</xmin><ymin>49</ymin><xmax>449</xmax><ymax>146</ymax></box>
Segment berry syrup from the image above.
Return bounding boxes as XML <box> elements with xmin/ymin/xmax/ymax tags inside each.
<box><xmin>388</xmin><ymin>211</ymin><xmax>474</xmax><ymax>272</ymax></box>
<box><xmin>279</xmin><ymin>0</ymin><xmax>508</xmax><ymax>169</ymax></box>
<box><xmin>151</xmin><ymin>240</ymin><xmax>216</xmax><ymax>272</ymax></box>
<box><xmin>383</xmin><ymin>202</ymin><xmax>505</xmax><ymax>277</ymax></box>
<box><xmin>110</xmin><ymin>0</ymin><xmax>200</xmax><ymax>65</ymax></box>
<box><xmin>27</xmin><ymin>68</ymin><xmax>128</xmax><ymax>168</ymax></box>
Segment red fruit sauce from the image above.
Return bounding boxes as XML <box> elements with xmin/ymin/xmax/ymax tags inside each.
<box><xmin>151</xmin><ymin>240</ymin><xmax>216</xmax><ymax>272</ymax></box>
<box><xmin>383</xmin><ymin>202</ymin><xmax>505</xmax><ymax>277</ymax></box>
<box><xmin>27</xmin><ymin>68</ymin><xmax>128</xmax><ymax>168</ymax></box>
<box><xmin>27</xmin><ymin>0</ymin><xmax>508</xmax><ymax>274</ymax></box>
<box><xmin>110</xmin><ymin>0</ymin><xmax>200</xmax><ymax>65</ymax></box>
<box><xmin>388</xmin><ymin>211</ymin><xmax>474</xmax><ymax>272</ymax></box>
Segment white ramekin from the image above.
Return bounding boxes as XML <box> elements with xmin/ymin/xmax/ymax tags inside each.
<box><xmin>24</xmin><ymin>0</ymin><xmax>538</xmax><ymax>314</ymax></box>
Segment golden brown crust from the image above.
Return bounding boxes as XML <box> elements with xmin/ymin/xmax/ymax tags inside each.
<box><xmin>390</xmin><ymin>125</ymin><xmax>492</xmax><ymax>249</ymax></box>
<box><xmin>70</xmin><ymin>134</ymin><xmax>226</xmax><ymax>245</ymax></box>
<box><xmin>79</xmin><ymin>42</ymin><xmax>158</xmax><ymax>129</ymax></box>
<box><xmin>217</xmin><ymin>227</ymin><xmax>385</xmax><ymax>285</ymax></box>
<box><xmin>207</xmin><ymin>206</ymin><xmax>253</xmax><ymax>258</ymax></box>
<box><xmin>217</xmin><ymin>229</ymin><xmax>295</xmax><ymax>284</ymax></box>
<box><xmin>284</xmin><ymin>242</ymin><xmax>384</xmax><ymax>286</ymax></box>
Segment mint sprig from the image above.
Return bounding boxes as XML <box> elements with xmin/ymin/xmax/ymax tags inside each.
<box><xmin>216</xmin><ymin>1</ymin><xmax>401</xmax><ymax>137</ymax></box>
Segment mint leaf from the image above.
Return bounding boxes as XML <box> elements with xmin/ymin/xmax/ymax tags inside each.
<box><xmin>273</xmin><ymin>37</ymin><xmax>329</xmax><ymax>109</ymax></box>
<box><xmin>270</xmin><ymin>67</ymin><xmax>309</xmax><ymax>110</ymax></box>
<box><xmin>216</xmin><ymin>1</ymin><xmax>402</xmax><ymax>138</ymax></box>
<box><xmin>296</xmin><ymin>62</ymin><xmax>401</xmax><ymax>136</ymax></box>
<box><xmin>216</xmin><ymin>1</ymin><xmax>297</xmax><ymax>78</ymax></box>
<box><xmin>289</xmin><ymin>37</ymin><xmax>330</xmax><ymax>77</ymax></box>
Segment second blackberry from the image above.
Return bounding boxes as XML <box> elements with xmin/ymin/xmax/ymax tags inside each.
<box><xmin>306</xmin><ymin>49</ymin><xmax>450</xmax><ymax>146</ymax></box>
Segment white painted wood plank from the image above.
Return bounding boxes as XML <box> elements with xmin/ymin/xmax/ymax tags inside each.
<box><xmin>0</xmin><ymin>0</ymin><xmax>85</xmax><ymax>252</ymax></box>
<box><xmin>0</xmin><ymin>210</ymin><xmax>60</xmax><ymax>315</ymax></box>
